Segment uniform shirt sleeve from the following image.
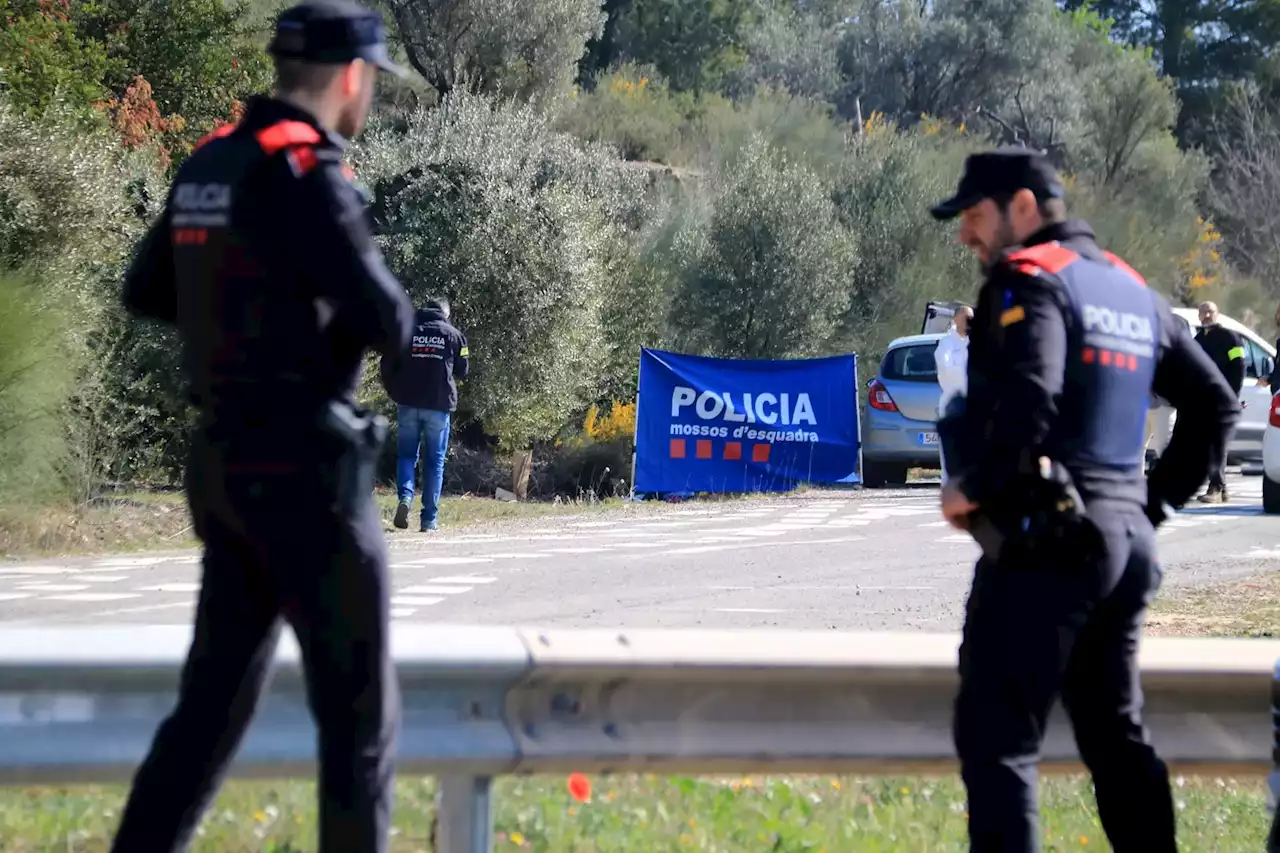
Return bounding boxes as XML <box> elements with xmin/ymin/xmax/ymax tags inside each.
<box><xmin>289</xmin><ymin>152</ymin><xmax>414</xmax><ymax>359</ymax></box>
<box><xmin>121</xmin><ymin>205</ymin><xmax>178</xmax><ymax>325</ymax></box>
<box><xmin>1148</xmin><ymin>297</ymin><xmax>1241</xmax><ymax>510</ymax></box>
<box><xmin>957</xmin><ymin>269</ymin><xmax>1067</xmax><ymax>506</ymax></box>
<box><xmin>454</xmin><ymin>328</ymin><xmax>470</xmax><ymax>381</ymax></box>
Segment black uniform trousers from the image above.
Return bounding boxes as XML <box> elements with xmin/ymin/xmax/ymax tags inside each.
<box><xmin>110</xmin><ymin>433</ymin><xmax>400</xmax><ymax>853</ymax></box>
<box><xmin>952</xmin><ymin>500</ymin><xmax>1176</xmax><ymax>853</ymax></box>
<box><xmin>1207</xmin><ymin>424</ymin><xmax>1235</xmax><ymax>491</ymax></box>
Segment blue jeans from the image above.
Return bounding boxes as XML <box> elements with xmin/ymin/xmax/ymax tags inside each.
<box><xmin>395</xmin><ymin>407</ymin><xmax>450</xmax><ymax>525</ymax></box>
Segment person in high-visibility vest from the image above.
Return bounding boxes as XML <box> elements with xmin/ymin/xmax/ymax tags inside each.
<box><xmin>1193</xmin><ymin>301</ymin><xmax>1245</xmax><ymax>503</ymax></box>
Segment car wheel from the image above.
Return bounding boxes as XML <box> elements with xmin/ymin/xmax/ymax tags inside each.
<box><xmin>862</xmin><ymin>461</ymin><xmax>909</xmax><ymax>488</ymax></box>
<box><xmin>1265</xmin><ymin>475</ymin><xmax>1280</xmax><ymax>515</ymax></box>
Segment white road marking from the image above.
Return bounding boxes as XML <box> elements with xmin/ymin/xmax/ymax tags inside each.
<box><xmin>0</xmin><ymin>567</ymin><xmax>77</xmax><ymax>576</ymax></box>
<box><xmin>714</xmin><ymin>608</ymin><xmax>785</xmax><ymax>614</ymax></box>
<box><xmin>426</xmin><ymin>576</ymin><xmax>498</xmax><ymax>585</ymax></box>
<box><xmin>660</xmin><ymin>536</ymin><xmax>864</xmax><ymax>556</ymax></box>
<box><xmin>78</xmin><ymin>575</ymin><xmax>128</xmax><ymax>583</ymax></box>
<box><xmin>486</xmin><ymin>553</ymin><xmax>551</xmax><ymax>559</ymax></box>
<box><xmin>857</xmin><ymin>586</ymin><xmax>936</xmax><ymax>591</ymax></box>
<box><xmin>543</xmin><ymin>547</ymin><xmax>606</xmax><ymax>554</ymax></box>
<box><xmin>76</xmin><ymin>601</ymin><xmax>192</xmax><ymax>618</ymax></box>
<box><xmin>390</xmin><ymin>608</ymin><xmax>417</xmax><ymax>618</ymax></box>
<box><xmin>708</xmin><ymin>585</ymin><xmax>754</xmax><ymax>591</ymax></box>
<box><xmin>391</xmin><ymin>596</ymin><xmax>445</xmax><ymax>606</ymax></box>
<box><xmin>43</xmin><ymin>593</ymin><xmax>142</xmax><ymax>602</ymax></box>
<box><xmin>396</xmin><ymin>585</ymin><xmax>472</xmax><ymax>595</ymax></box>
<box><xmin>402</xmin><ymin>557</ymin><xmax>494</xmax><ymax>566</ymax></box>
<box><xmin>0</xmin><ymin>594</ymin><xmax>33</xmax><ymax>601</ymax></box>
<box><xmin>16</xmin><ymin>583</ymin><xmax>90</xmax><ymax>592</ymax></box>
<box><xmin>596</xmin><ymin>542</ymin><xmax>668</xmax><ymax>549</ymax></box>
<box><xmin>93</xmin><ymin>557</ymin><xmax>186</xmax><ymax>568</ymax></box>
<box><xmin>1230</xmin><ymin>548</ymin><xmax>1280</xmax><ymax>560</ymax></box>
<box><xmin>938</xmin><ymin>534</ymin><xmax>972</xmax><ymax>543</ymax></box>
<box><xmin>138</xmin><ymin>583</ymin><xmax>201</xmax><ymax>593</ymax></box>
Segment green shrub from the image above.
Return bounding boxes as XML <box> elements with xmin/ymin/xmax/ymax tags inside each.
<box><xmin>355</xmin><ymin>90</ymin><xmax>652</xmax><ymax>451</ymax></box>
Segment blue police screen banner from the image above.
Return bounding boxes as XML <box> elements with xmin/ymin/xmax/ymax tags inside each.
<box><xmin>634</xmin><ymin>348</ymin><xmax>860</xmax><ymax>494</ymax></box>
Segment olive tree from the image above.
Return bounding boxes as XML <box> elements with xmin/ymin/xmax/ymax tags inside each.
<box><xmin>355</xmin><ymin>91</ymin><xmax>651</xmax><ymax>449</ymax></box>
<box><xmin>667</xmin><ymin>134</ymin><xmax>855</xmax><ymax>359</ymax></box>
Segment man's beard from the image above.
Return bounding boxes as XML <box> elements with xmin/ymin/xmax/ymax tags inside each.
<box><xmin>980</xmin><ymin>218</ymin><xmax>1019</xmax><ymax>273</ymax></box>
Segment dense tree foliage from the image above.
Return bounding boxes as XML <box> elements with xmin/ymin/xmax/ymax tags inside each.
<box><xmin>2</xmin><ymin>0</ymin><xmax>1278</xmax><ymax>505</ymax></box>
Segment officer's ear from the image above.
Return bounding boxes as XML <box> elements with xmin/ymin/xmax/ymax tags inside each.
<box><xmin>340</xmin><ymin>59</ymin><xmax>370</xmax><ymax>97</ymax></box>
<box><xmin>1007</xmin><ymin>188</ymin><xmax>1042</xmax><ymax>235</ymax></box>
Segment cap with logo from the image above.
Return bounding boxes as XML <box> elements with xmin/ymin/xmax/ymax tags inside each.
<box><xmin>930</xmin><ymin>146</ymin><xmax>1065</xmax><ymax>221</ymax></box>
<box><xmin>269</xmin><ymin>0</ymin><xmax>406</xmax><ymax>78</ymax></box>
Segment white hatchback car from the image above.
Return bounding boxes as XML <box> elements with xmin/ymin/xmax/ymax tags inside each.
<box><xmin>1264</xmin><ymin>392</ymin><xmax>1280</xmax><ymax>513</ymax></box>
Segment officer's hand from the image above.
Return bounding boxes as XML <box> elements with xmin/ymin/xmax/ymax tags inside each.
<box><xmin>941</xmin><ymin>481</ymin><xmax>978</xmax><ymax>530</ymax></box>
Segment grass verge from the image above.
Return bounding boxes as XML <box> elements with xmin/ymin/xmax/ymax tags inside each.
<box><xmin>0</xmin><ymin>490</ymin><xmax>630</xmax><ymax>558</ymax></box>
<box><xmin>0</xmin><ymin>485</ymin><xmax>796</xmax><ymax>558</ymax></box>
<box><xmin>2</xmin><ymin>773</ymin><xmax>1266</xmax><ymax>852</ymax></box>
<box><xmin>1147</xmin><ymin>569</ymin><xmax>1280</xmax><ymax>638</ymax></box>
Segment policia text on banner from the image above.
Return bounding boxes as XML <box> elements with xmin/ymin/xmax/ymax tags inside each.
<box><xmin>634</xmin><ymin>348</ymin><xmax>860</xmax><ymax>493</ymax></box>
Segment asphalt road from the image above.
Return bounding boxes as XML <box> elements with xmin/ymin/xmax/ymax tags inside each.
<box><xmin>0</xmin><ymin>473</ymin><xmax>1273</xmax><ymax>631</ymax></box>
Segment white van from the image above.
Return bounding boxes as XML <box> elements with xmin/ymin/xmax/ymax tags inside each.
<box><xmin>1153</xmin><ymin>309</ymin><xmax>1276</xmax><ymax>462</ymax></box>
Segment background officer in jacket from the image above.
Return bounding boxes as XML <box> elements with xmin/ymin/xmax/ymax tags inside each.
<box><xmin>380</xmin><ymin>297</ymin><xmax>469</xmax><ymax>532</ymax></box>
<box><xmin>1194</xmin><ymin>300</ymin><xmax>1245</xmax><ymax>502</ymax></box>
<box><xmin>110</xmin><ymin>2</ymin><xmax>414</xmax><ymax>851</ymax></box>
<box><xmin>930</xmin><ymin>147</ymin><xmax>1239</xmax><ymax>853</ymax></box>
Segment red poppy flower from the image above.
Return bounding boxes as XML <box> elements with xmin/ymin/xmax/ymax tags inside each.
<box><xmin>567</xmin><ymin>772</ymin><xmax>591</xmax><ymax>803</ymax></box>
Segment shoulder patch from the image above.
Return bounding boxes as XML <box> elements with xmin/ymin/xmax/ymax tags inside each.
<box><xmin>1000</xmin><ymin>305</ymin><xmax>1026</xmax><ymax>327</ymax></box>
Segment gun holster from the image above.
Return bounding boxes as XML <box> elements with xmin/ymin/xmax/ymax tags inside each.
<box><xmin>964</xmin><ymin>457</ymin><xmax>1106</xmax><ymax>569</ymax></box>
<box><xmin>319</xmin><ymin>400</ymin><xmax>389</xmax><ymax>515</ymax></box>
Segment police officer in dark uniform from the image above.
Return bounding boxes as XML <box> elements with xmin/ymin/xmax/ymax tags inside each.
<box><xmin>110</xmin><ymin>2</ymin><xmax>414</xmax><ymax>851</ymax></box>
<box><xmin>930</xmin><ymin>147</ymin><xmax>1239</xmax><ymax>853</ymax></box>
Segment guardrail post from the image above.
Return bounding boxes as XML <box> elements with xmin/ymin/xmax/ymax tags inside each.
<box><xmin>1269</xmin><ymin>660</ymin><xmax>1280</xmax><ymax>853</ymax></box>
<box><xmin>436</xmin><ymin>774</ymin><xmax>494</xmax><ymax>853</ymax></box>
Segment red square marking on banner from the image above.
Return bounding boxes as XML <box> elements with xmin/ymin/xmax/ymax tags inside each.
<box><xmin>724</xmin><ymin>442</ymin><xmax>742</xmax><ymax>461</ymax></box>
<box><xmin>1082</xmin><ymin>348</ymin><xmax>1096</xmax><ymax>364</ymax></box>
<box><xmin>752</xmin><ymin>444</ymin><xmax>771</xmax><ymax>463</ymax></box>
<box><xmin>670</xmin><ymin>439</ymin><xmax>686</xmax><ymax>459</ymax></box>
<box><xmin>696</xmin><ymin>439</ymin><xmax>712</xmax><ymax>459</ymax></box>
<box><xmin>1127</xmin><ymin>354</ymin><xmax>1138</xmax><ymax>371</ymax></box>
<box><xmin>1100</xmin><ymin>349</ymin><xmax>1113</xmax><ymax>366</ymax></box>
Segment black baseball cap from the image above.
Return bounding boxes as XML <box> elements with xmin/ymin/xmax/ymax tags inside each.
<box><xmin>269</xmin><ymin>0</ymin><xmax>406</xmax><ymax>77</ymax></box>
<box><xmin>930</xmin><ymin>146</ymin><xmax>1065</xmax><ymax>220</ymax></box>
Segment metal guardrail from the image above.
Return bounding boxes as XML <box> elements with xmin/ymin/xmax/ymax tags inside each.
<box><xmin>0</xmin><ymin>624</ymin><xmax>1276</xmax><ymax>852</ymax></box>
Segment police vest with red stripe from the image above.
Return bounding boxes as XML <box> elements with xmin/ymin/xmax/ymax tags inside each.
<box><xmin>1003</xmin><ymin>242</ymin><xmax>1159</xmax><ymax>471</ymax></box>
<box><xmin>170</xmin><ymin>118</ymin><xmax>355</xmax><ymax>405</ymax></box>
<box><xmin>193</xmin><ymin>119</ymin><xmax>357</xmax><ymax>181</ymax></box>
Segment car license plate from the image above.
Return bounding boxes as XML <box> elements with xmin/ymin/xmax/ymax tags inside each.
<box><xmin>918</xmin><ymin>432</ymin><xmax>939</xmax><ymax>446</ymax></box>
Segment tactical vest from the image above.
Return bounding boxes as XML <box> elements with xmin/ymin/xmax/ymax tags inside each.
<box><xmin>170</xmin><ymin>120</ymin><xmax>335</xmax><ymax>410</ymax></box>
<box><xmin>1005</xmin><ymin>242</ymin><xmax>1160</xmax><ymax>472</ymax></box>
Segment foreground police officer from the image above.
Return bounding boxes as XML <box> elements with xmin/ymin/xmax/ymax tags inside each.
<box><xmin>930</xmin><ymin>147</ymin><xmax>1239</xmax><ymax>853</ymax></box>
<box><xmin>111</xmin><ymin>2</ymin><xmax>414</xmax><ymax>851</ymax></box>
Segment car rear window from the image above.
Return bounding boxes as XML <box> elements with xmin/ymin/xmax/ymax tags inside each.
<box><xmin>881</xmin><ymin>344</ymin><xmax>938</xmax><ymax>382</ymax></box>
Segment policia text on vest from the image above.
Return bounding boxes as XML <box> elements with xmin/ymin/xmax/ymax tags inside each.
<box><xmin>930</xmin><ymin>147</ymin><xmax>1240</xmax><ymax>853</ymax></box>
<box><xmin>107</xmin><ymin>3</ymin><xmax>416</xmax><ymax>853</ymax></box>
